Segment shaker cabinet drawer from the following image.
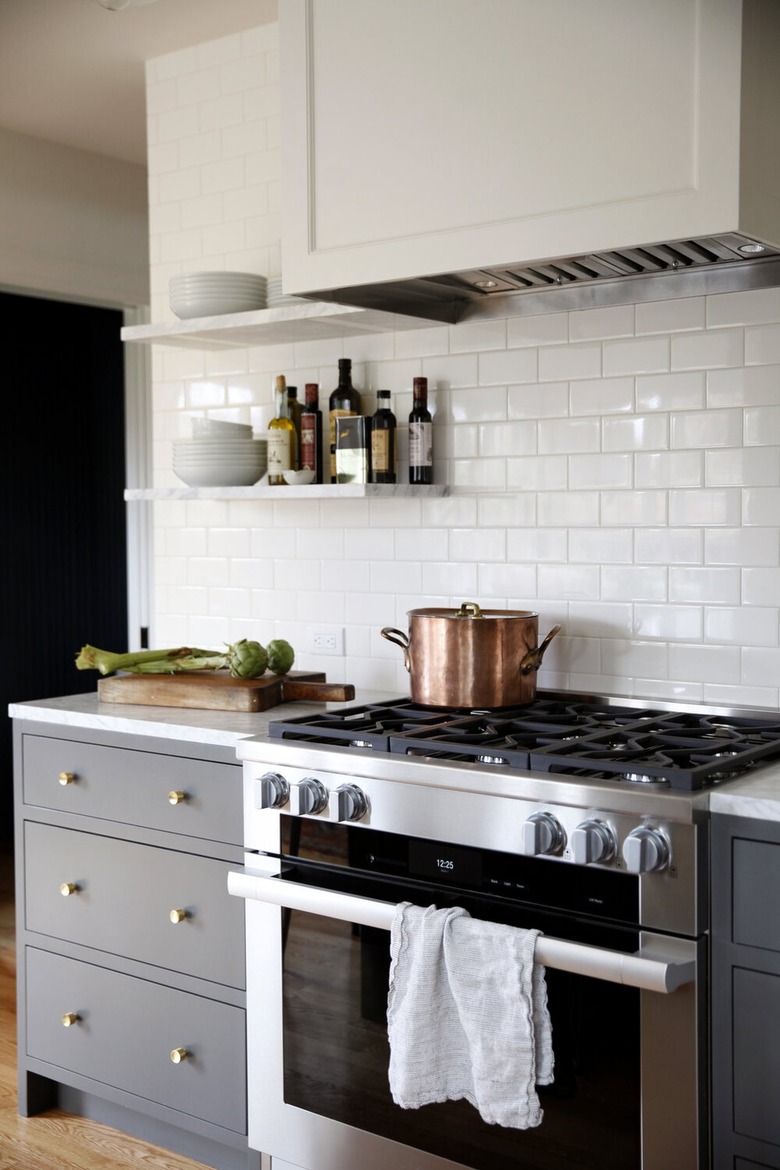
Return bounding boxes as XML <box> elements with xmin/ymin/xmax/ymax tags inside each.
<box><xmin>24</xmin><ymin>822</ymin><xmax>244</xmax><ymax>988</ymax></box>
<box><xmin>22</xmin><ymin>734</ymin><xmax>241</xmax><ymax>845</ymax></box>
<box><xmin>25</xmin><ymin>947</ymin><xmax>246</xmax><ymax>1133</ymax></box>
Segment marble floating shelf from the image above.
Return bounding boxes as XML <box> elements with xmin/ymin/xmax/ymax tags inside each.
<box><xmin>121</xmin><ymin>301</ymin><xmax>438</xmax><ymax>350</ymax></box>
<box><xmin>125</xmin><ymin>484</ymin><xmax>449</xmax><ymax>501</ymax></box>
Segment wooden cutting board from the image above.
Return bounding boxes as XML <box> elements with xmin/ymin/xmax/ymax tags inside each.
<box><xmin>97</xmin><ymin>670</ymin><xmax>355</xmax><ymax>712</ymax></box>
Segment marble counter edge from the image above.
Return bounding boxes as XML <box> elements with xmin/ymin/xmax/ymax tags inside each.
<box><xmin>8</xmin><ymin>690</ymin><xmax>400</xmax><ymax>749</ymax></box>
<box><xmin>709</xmin><ymin>763</ymin><xmax>780</xmax><ymax>821</ymax></box>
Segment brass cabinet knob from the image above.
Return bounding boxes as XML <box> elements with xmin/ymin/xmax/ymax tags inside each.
<box><xmin>169</xmin><ymin>908</ymin><xmax>189</xmax><ymax>924</ymax></box>
<box><xmin>168</xmin><ymin>790</ymin><xmax>187</xmax><ymax>805</ymax></box>
<box><xmin>170</xmin><ymin>1047</ymin><xmax>188</xmax><ymax>1064</ymax></box>
<box><xmin>60</xmin><ymin>882</ymin><xmax>79</xmax><ymax>897</ymax></box>
<box><xmin>61</xmin><ymin>1012</ymin><xmax>80</xmax><ymax>1027</ymax></box>
<box><xmin>58</xmin><ymin>771</ymin><xmax>76</xmax><ymax>785</ymax></box>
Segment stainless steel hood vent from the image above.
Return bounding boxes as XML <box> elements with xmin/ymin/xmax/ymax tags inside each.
<box><xmin>306</xmin><ymin>233</ymin><xmax>780</xmax><ymax>325</ymax></box>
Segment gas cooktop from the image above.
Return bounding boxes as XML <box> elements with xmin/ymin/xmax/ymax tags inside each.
<box><xmin>267</xmin><ymin>694</ymin><xmax>780</xmax><ymax>791</ymax></box>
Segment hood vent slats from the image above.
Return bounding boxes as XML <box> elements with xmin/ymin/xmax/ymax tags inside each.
<box><xmin>451</xmin><ymin>234</ymin><xmax>780</xmax><ymax>298</ymax></box>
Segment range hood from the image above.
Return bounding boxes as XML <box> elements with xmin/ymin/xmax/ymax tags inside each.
<box><xmin>305</xmin><ymin>233</ymin><xmax>780</xmax><ymax>325</ymax></box>
<box><xmin>282</xmin><ymin>0</ymin><xmax>780</xmax><ymax>326</ymax></box>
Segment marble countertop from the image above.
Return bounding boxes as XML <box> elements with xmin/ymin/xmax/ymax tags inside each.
<box><xmin>709</xmin><ymin>762</ymin><xmax>780</xmax><ymax>821</ymax></box>
<box><xmin>8</xmin><ymin>689</ymin><xmax>400</xmax><ymax>750</ymax></box>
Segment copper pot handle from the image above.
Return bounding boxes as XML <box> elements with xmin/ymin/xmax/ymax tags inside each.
<box><xmin>519</xmin><ymin>624</ymin><xmax>561</xmax><ymax>676</ymax></box>
<box><xmin>456</xmin><ymin>602</ymin><xmax>484</xmax><ymax>618</ymax></box>
<box><xmin>380</xmin><ymin>627</ymin><xmax>412</xmax><ymax>673</ymax></box>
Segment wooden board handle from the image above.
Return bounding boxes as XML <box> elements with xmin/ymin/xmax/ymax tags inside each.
<box><xmin>280</xmin><ymin>681</ymin><xmax>356</xmax><ymax>703</ymax></box>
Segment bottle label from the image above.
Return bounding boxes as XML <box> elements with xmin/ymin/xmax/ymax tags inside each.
<box><xmin>409</xmin><ymin>421</ymin><xmax>433</xmax><ymax>468</ymax></box>
<box><xmin>300</xmin><ymin>415</ymin><xmax>317</xmax><ymax>471</ymax></box>
<box><xmin>371</xmin><ymin>430</ymin><xmax>391</xmax><ymax>473</ymax></box>
<box><xmin>267</xmin><ymin>430</ymin><xmax>292</xmax><ymax>475</ymax></box>
<box><xmin>329</xmin><ymin>408</ymin><xmax>357</xmax><ymax>480</ymax></box>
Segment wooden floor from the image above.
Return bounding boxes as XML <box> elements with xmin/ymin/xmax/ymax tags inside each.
<box><xmin>0</xmin><ymin>841</ymin><xmax>213</xmax><ymax>1170</ymax></box>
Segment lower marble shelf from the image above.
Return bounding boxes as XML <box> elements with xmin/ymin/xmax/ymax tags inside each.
<box><xmin>125</xmin><ymin>483</ymin><xmax>449</xmax><ymax>501</ymax></box>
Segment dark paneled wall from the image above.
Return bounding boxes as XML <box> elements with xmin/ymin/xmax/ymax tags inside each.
<box><xmin>0</xmin><ymin>292</ymin><xmax>128</xmax><ymax>838</ymax></box>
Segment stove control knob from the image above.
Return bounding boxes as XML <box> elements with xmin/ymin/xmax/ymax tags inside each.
<box><xmin>521</xmin><ymin>812</ymin><xmax>565</xmax><ymax>857</ymax></box>
<box><xmin>256</xmin><ymin>772</ymin><xmax>289</xmax><ymax>809</ymax></box>
<box><xmin>333</xmin><ymin>783</ymin><xmax>368</xmax><ymax>823</ymax></box>
<box><xmin>290</xmin><ymin>777</ymin><xmax>329</xmax><ymax>816</ymax></box>
<box><xmin>571</xmin><ymin>820</ymin><xmax>616</xmax><ymax>866</ymax></box>
<box><xmin>623</xmin><ymin>827</ymin><xmax>670</xmax><ymax>874</ymax></box>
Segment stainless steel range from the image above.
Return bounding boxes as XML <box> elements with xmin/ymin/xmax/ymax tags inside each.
<box><xmin>228</xmin><ymin>692</ymin><xmax>780</xmax><ymax>1170</ymax></box>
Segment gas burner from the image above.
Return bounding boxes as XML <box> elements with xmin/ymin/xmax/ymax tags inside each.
<box><xmin>267</xmin><ymin>694</ymin><xmax>780</xmax><ymax>790</ymax></box>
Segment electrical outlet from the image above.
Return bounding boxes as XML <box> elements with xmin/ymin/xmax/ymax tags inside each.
<box><xmin>308</xmin><ymin>626</ymin><xmax>345</xmax><ymax>656</ymax></box>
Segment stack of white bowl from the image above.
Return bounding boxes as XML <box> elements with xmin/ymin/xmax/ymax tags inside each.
<box><xmin>267</xmin><ymin>276</ymin><xmax>308</xmax><ymax>308</ymax></box>
<box><xmin>173</xmin><ymin>419</ymin><xmax>268</xmax><ymax>486</ymax></box>
<box><xmin>170</xmin><ymin>272</ymin><xmax>267</xmax><ymax>319</ymax></box>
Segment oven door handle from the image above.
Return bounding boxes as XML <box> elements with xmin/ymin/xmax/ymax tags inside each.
<box><xmin>227</xmin><ymin>870</ymin><xmax>695</xmax><ymax>995</ymax></box>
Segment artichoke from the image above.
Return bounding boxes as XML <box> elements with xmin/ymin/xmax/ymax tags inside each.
<box><xmin>266</xmin><ymin>638</ymin><xmax>295</xmax><ymax>675</ymax></box>
<box><xmin>228</xmin><ymin>639</ymin><xmax>269</xmax><ymax>679</ymax></box>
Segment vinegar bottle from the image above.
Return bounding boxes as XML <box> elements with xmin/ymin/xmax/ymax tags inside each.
<box><xmin>300</xmin><ymin>382</ymin><xmax>323</xmax><ymax>483</ymax></box>
<box><xmin>286</xmin><ymin>385</ymin><xmax>302</xmax><ymax>470</ymax></box>
<box><xmin>408</xmin><ymin>376</ymin><xmax>433</xmax><ymax>484</ymax></box>
<box><xmin>267</xmin><ymin>374</ymin><xmax>295</xmax><ymax>485</ymax></box>
<box><xmin>328</xmin><ymin>358</ymin><xmax>361</xmax><ymax>483</ymax></box>
<box><xmin>370</xmin><ymin>390</ymin><xmax>397</xmax><ymax>483</ymax></box>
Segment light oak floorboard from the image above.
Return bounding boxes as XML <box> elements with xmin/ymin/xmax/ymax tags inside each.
<box><xmin>0</xmin><ymin>842</ymin><xmax>212</xmax><ymax>1170</ymax></box>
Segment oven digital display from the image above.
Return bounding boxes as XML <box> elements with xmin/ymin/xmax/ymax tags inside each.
<box><xmin>409</xmin><ymin>839</ymin><xmax>482</xmax><ymax>887</ymax></box>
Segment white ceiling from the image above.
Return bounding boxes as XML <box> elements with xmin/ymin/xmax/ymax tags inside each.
<box><xmin>0</xmin><ymin>0</ymin><xmax>278</xmax><ymax>166</ymax></box>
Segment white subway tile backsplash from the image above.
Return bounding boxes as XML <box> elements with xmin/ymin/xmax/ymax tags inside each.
<box><xmin>569</xmin><ymin>305</ymin><xmax>634</xmax><ymax>341</ymax></box>
<box><xmin>669</xmin><ymin>567</ymin><xmax>741</xmax><ymax>605</ymax></box>
<box><xmin>746</xmin><ymin>323</ymin><xmax>780</xmax><ymax>365</ymax></box>
<box><xmin>602</xmin><ymin>414</ymin><xmax>669</xmax><ymax>451</ymax></box>
<box><xmin>635</xmin><ymin>450</ymin><xmax>703</xmax><ymax>488</ymax></box>
<box><xmin>671</xmin><ymin>327</ymin><xmax>744</xmax><ymax>370</ymax></box>
<box><xmin>539</xmin><ymin>342</ymin><xmax>601</xmax><ymax>382</ymax></box>
<box><xmin>478</xmin><ymin>348</ymin><xmax>538</xmax><ymax>386</ymax></box>
<box><xmin>507</xmin><ymin>313</ymin><xmax>569</xmax><ymax>348</ymax></box>
<box><xmin>634</xmin><ymin>604</ymin><xmax>703</xmax><ymax>641</ymax></box>
<box><xmin>145</xmin><ymin>29</ymin><xmax>780</xmax><ymax>704</ymax></box>
<box><xmin>568</xmin><ymin>454</ymin><xmax>632</xmax><ymax>490</ymax></box>
<box><xmin>636</xmin><ymin>371</ymin><xmax>705</xmax><ymax>412</ymax></box>
<box><xmin>705</xmin><ymin>446</ymin><xmax>780</xmax><ymax>486</ymax></box>
<box><xmin>635</xmin><ymin>296</ymin><xmax>705</xmax><ymax>335</ymax></box>
<box><xmin>603</xmin><ymin>335</ymin><xmax>669</xmax><ymax>376</ymax></box>
<box><xmin>669</xmin><ymin>488</ymin><xmax>741</xmax><ymax>527</ymax></box>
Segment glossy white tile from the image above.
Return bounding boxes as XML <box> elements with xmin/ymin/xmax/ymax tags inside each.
<box><xmin>671</xmin><ymin>327</ymin><xmax>744</xmax><ymax>370</ymax></box>
<box><xmin>603</xmin><ymin>335</ymin><xmax>669</xmax><ymax>376</ymax></box>
<box><xmin>635</xmin><ymin>450</ymin><xmax>703</xmax><ymax>488</ymax></box>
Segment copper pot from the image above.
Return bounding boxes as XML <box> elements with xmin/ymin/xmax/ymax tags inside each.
<box><xmin>381</xmin><ymin>602</ymin><xmax>560</xmax><ymax>709</ymax></box>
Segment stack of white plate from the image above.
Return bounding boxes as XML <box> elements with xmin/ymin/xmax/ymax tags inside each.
<box><xmin>267</xmin><ymin>276</ymin><xmax>308</xmax><ymax>308</ymax></box>
<box><xmin>170</xmin><ymin>272</ymin><xmax>267</xmax><ymax>319</ymax></box>
<box><xmin>173</xmin><ymin>431</ymin><xmax>268</xmax><ymax>487</ymax></box>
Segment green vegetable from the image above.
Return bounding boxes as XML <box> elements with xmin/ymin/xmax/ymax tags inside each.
<box><xmin>266</xmin><ymin>638</ymin><xmax>295</xmax><ymax>675</ymax></box>
<box><xmin>76</xmin><ymin>639</ymin><xmax>270</xmax><ymax>680</ymax></box>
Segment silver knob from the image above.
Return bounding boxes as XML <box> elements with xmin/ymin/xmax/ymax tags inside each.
<box><xmin>623</xmin><ymin>826</ymin><xmax>670</xmax><ymax>874</ymax></box>
<box><xmin>521</xmin><ymin>812</ymin><xmax>565</xmax><ymax>857</ymax></box>
<box><xmin>571</xmin><ymin>820</ymin><xmax>616</xmax><ymax>865</ymax></box>
<box><xmin>290</xmin><ymin>777</ymin><xmax>328</xmax><ymax>816</ymax></box>
<box><xmin>333</xmin><ymin>783</ymin><xmax>367</xmax><ymax>822</ymax></box>
<box><xmin>256</xmin><ymin>772</ymin><xmax>289</xmax><ymax>810</ymax></box>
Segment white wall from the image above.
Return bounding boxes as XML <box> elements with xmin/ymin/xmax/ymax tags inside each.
<box><xmin>144</xmin><ymin>27</ymin><xmax>780</xmax><ymax>709</ymax></box>
<box><xmin>0</xmin><ymin>127</ymin><xmax>149</xmax><ymax>308</ymax></box>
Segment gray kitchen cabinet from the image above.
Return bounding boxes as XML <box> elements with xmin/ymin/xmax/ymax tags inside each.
<box><xmin>712</xmin><ymin>814</ymin><xmax>780</xmax><ymax>1170</ymax></box>
<box><xmin>13</xmin><ymin>717</ymin><xmax>261</xmax><ymax>1170</ymax></box>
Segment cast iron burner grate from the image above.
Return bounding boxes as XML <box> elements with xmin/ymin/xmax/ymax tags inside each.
<box><xmin>267</xmin><ymin>698</ymin><xmax>780</xmax><ymax>790</ymax></box>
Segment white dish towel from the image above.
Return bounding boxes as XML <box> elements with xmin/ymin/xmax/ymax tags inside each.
<box><xmin>387</xmin><ymin>902</ymin><xmax>554</xmax><ymax>1129</ymax></box>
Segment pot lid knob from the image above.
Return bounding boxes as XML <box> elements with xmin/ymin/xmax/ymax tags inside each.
<box><xmin>456</xmin><ymin>602</ymin><xmax>484</xmax><ymax>618</ymax></box>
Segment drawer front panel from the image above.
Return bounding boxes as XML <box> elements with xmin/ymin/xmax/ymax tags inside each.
<box><xmin>26</xmin><ymin>947</ymin><xmax>246</xmax><ymax>1133</ymax></box>
<box><xmin>23</xmin><ymin>734</ymin><xmax>241</xmax><ymax>844</ymax></box>
<box><xmin>25</xmin><ymin>823</ymin><xmax>244</xmax><ymax>988</ymax></box>
<box><xmin>733</xmin><ymin>837</ymin><xmax>780</xmax><ymax>951</ymax></box>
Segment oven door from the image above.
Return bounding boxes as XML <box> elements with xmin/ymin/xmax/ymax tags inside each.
<box><xmin>229</xmin><ymin>855</ymin><xmax>705</xmax><ymax>1170</ymax></box>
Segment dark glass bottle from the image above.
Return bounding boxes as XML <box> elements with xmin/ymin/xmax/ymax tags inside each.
<box><xmin>286</xmin><ymin>385</ymin><xmax>302</xmax><ymax>470</ymax></box>
<box><xmin>328</xmin><ymin>358</ymin><xmax>361</xmax><ymax>483</ymax></box>
<box><xmin>300</xmin><ymin>382</ymin><xmax>323</xmax><ymax>483</ymax></box>
<box><xmin>408</xmin><ymin>376</ymin><xmax>433</xmax><ymax>484</ymax></box>
<box><xmin>370</xmin><ymin>390</ymin><xmax>397</xmax><ymax>484</ymax></box>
